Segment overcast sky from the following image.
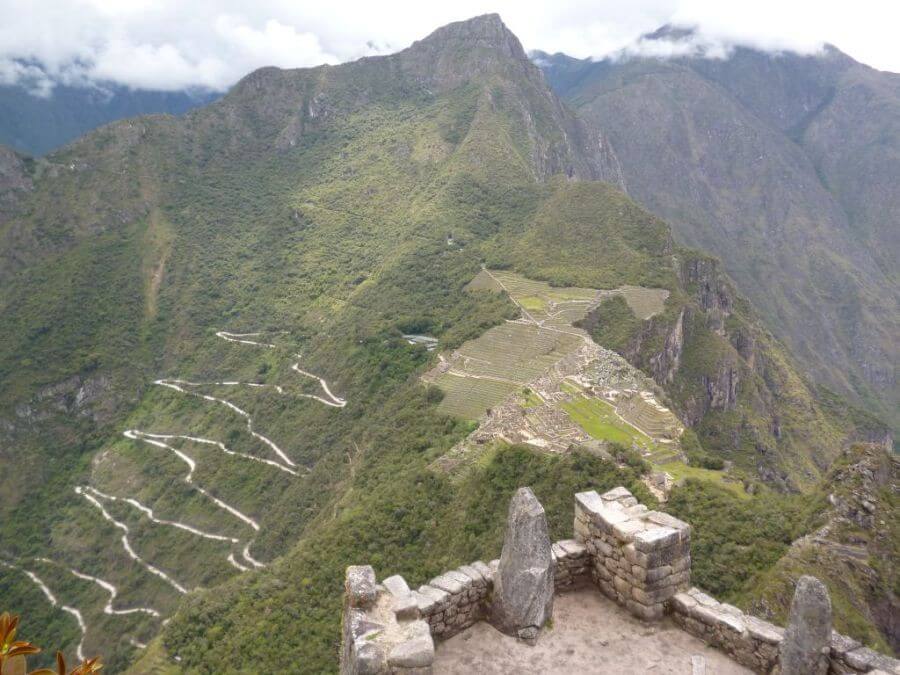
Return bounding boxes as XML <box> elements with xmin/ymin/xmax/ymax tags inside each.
<box><xmin>1</xmin><ymin>0</ymin><xmax>898</xmax><ymax>95</ymax></box>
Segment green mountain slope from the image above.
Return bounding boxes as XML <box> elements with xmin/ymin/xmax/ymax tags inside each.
<box><xmin>0</xmin><ymin>15</ymin><xmax>891</xmax><ymax>673</ymax></box>
<box><xmin>535</xmin><ymin>41</ymin><xmax>900</xmax><ymax>432</ymax></box>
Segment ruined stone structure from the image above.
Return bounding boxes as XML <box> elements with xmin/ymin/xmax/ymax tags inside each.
<box><xmin>340</xmin><ymin>487</ymin><xmax>900</xmax><ymax>674</ymax></box>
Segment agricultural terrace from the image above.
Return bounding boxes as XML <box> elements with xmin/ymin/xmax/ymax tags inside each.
<box><xmin>430</xmin><ymin>270</ymin><xmax>669</xmax><ymax>420</ymax></box>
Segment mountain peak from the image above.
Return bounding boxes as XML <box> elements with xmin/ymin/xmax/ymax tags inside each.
<box><xmin>406</xmin><ymin>13</ymin><xmax>528</xmax><ymax>67</ymax></box>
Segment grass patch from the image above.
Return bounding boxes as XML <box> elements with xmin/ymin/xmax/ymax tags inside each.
<box><xmin>562</xmin><ymin>395</ymin><xmax>656</xmax><ymax>452</ymax></box>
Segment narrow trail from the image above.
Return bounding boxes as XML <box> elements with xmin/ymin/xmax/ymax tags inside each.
<box><xmin>86</xmin><ymin>482</ymin><xmax>243</xmax><ymax>542</ymax></box>
<box><xmin>0</xmin><ymin>561</ymin><xmax>87</xmax><ymax>662</ymax></box>
<box><xmin>122</xmin><ymin>430</ymin><xmax>262</xmax><ymax>530</ymax></box>
<box><xmin>75</xmin><ymin>486</ymin><xmax>189</xmax><ymax>595</ymax></box>
<box><xmin>50</xmin><ymin>328</ymin><xmax>348</xmax><ymax>654</ymax></box>
<box><xmin>34</xmin><ymin>557</ymin><xmax>161</xmax><ymax>619</ymax></box>
<box><xmin>292</xmin><ymin>358</ymin><xmax>347</xmax><ymax>407</ymax></box>
<box><xmin>152</xmin><ymin>379</ymin><xmax>297</xmax><ymax>468</ymax></box>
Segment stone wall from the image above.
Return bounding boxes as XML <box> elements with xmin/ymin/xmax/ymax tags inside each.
<box><xmin>574</xmin><ymin>486</ymin><xmax>691</xmax><ymax>621</ymax></box>
<box><xmin>413</xmin><ymin>561</ymin><xmax>494</xmax><ymax>640</ymax></box>
<box><xmin>341</xmin><ymin>486</ymin><xmax>900</xmax><ymax>675</ymax></box>
<box><xmin>670</xmin><ymin>587</ymin><xmax>900</xmax><ymax>674</ymax></box>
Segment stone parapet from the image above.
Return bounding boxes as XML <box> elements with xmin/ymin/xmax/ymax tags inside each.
<box><xmin>669</xmin><ymin>587</ymin><xmax>900</xmax><ymax>675</ymax></box>
<box><xmin>340</xmin><ymin>487</ymin><xmax>900</xmax><ymax>675</ymax></box>
<box><xmin>414</xmin><ymin>560</ymin><xmax>495</xmax><ymax>640</ymax></box>
<box><xmin>574</xmin><ymin>487</ymin><xmax>691</xmax><ymax>621</ymax></box>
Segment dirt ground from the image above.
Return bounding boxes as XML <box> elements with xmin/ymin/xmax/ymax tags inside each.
<box><xmin>432</xmin><ymin>588</ymin><xmax>752</xmax><ymax>674</ymax></box>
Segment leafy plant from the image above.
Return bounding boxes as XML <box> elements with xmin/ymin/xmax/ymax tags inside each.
<box><xmin>0</xmin><ymin>613</ymin><xmax>101</xmax><ymax>675</ymax></box>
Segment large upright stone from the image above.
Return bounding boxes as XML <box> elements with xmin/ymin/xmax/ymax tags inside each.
<box><xmin>780</xmin><ymin>576</ymin><xmax>832</xmax><ymax>675</ymax></box>
<box><xmin>491</xmin><ymin>487</ymin><xmax>555</xmax><ymax>641</ymax></box>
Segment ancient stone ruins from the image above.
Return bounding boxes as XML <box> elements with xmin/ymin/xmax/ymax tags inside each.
<box><xmin>340</xmin><ymin>487</ymin><xmax>900</xmax><ymax>674</ymax></box>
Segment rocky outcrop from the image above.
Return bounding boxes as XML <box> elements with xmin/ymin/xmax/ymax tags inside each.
<box><xmin>491</xmin><ymin>487</ymin><xmax>555</xmax><ymax>641</ymax></box>
<box><xmin>746</xmin><ymin>444</ymin><xmax>900</xmax><ymax>655</ymax></box>
<box><xmin>780</xmin><ymin>576</ymin><xmax>832</xmax><ymax>675</ymax></box>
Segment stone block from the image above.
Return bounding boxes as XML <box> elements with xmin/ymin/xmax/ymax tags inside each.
<box><xmin>471</xmin><ymin>560</ymin><xmax>493</xmax><ymax>582</ymax></box>
<box><xmin>745</xmin><ymin>616</ymin><xmax>784</xmax><ymax>645</ymax></box>
<box><xmin>715</xmin><ymin>611</ymin><xmax>746</xmax><ymax>635</ymax></box>
<box><xmin>612</xmin><ymin>519</ymin><xmax>646</xmax><ymax>542</ymax></box>
<box><xmin>645</xmin><ymin>510</ymin><xmax>691</xmax><ymax>533</ymax></box>
<box><xmin>601</xmin><ymin>486</ymin><xmax>634</xmax><ymax>502</ymax></box>
<box><xmin>382</xmin><ymin>574</ymin><xmax>411</xmax><ymax>598</ymax></box>
<box><xmin>843</xmin><ymin>647</ymin><xmax>900</xmax><ymax>673</ymax></box>
<box><xmin>574</xmin><ymin>516</ymin><xmax>591</xmax><ymax>540</ymax></box>
<box><xmin>575</xmin><ymin>490</ymin><xmax>606</xmax><ymax>516</ymax></box>
<box><xmin>623</xmin><ymin>543</ymin><xmax>649</xmax><ymax>567</ymax></box>
<box><xmin>558</xmin><ymin>539</ymin><xmax>586</xmax><ymax>556</ymax></box>
<box><xmin>646</xmin><ymin>542</ymin><xmax>690</xmax><ymax>567</ymax></box>
<box><xmin>346</xmin><ymin>565</ymin><xmax>377</xmax><ymax>609</ymax></box>
<box><xmin>633</xmin><ymin>584</ymin><xmax>677</xmax><ymax>606</ymax></box>
<box><xmin>352</xmin><ymin>639</ymin><xmax>385</xmax><ymax>674</ymax></box>
<box><xmin>691</xmin><ymin>604</ymin><xmax>723</xmax><ymax>626</ymax></box>
<box><xmin>634</xmin><ymin>527</ymin><xmax>680</xmax><ymax>552</ymax></box>
<box><xmin>613</xmin><ymin>575</ymin><xmax>631</xmax><ymax>596</ymax></box>
<box><xmin>410</xmin><ymin>590</ymin><xmax>437</xmax><ymax>615</ymax></box>
<box><xmin>445</xmin><ymin>570</ymin><xmax>473</xmax><ymax>587</ymax></box>
<box><xmin>670</xmin><ymin>592</ymin><xmax>697</xmax><ymax>614</ymax></box>
<box><xmin>417</xmin><ymin>585</ymin><xmax>449</xmax><ymax>608</ymax></box>
<box><xmin>388</xmin><ymin>630</ymin><xmax>434</xmax><ymax>669</ymax></box>
<box><xmin>672</xmin><ymin>555</ymin><xmax>691</xmax><ymax>573</ymax></box>
<box><xmin>430</xmin><ymin>574</ymin><xmax>464</xmax><ymax>595</ymax></box>
<box><xmin>457</xmin><ymin>564</ymin><xmax>485</xmax><ymax>585</ymax></box>
<box><xmin>394</xmin><ymin>594</ymin><xmax>420</xmax><ymax>621</ymax></box>
<box><xmin>644</xmin><ymin>565</ymin><xmax>673</xmax><ymax>583</ymax></box>
<box><xmin>830</xmin><ymin>631</ymin><xmax>861</xmax><ymax>658</ymax></box>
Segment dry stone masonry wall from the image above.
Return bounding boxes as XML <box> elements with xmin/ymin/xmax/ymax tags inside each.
<box><xmin>574</xmin><ymin>486</ymin><xmax>691</xmax><ymax>621</ymax></box>
<box><xmin>340</xmin><ymin>487</ymin><xmax>900</xmax><ymax>674</ymax></box>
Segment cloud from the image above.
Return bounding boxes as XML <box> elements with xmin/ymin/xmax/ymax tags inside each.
<box><xmin>0</xmin><ymin>0</ymin><xmax>896</xmax><ymax>95</ymax></box>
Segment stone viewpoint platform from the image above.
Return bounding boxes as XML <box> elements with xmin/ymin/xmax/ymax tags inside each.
<box><xmin>340</xmin><ymin>487</ymin><xmax>900</xmax><ymax>674</ymax></box>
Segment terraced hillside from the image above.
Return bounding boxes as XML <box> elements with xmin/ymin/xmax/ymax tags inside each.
<box><xmin>426</xmin><ymin>269</ymin><xmax>668</xmax><ymax>419</ymax></box>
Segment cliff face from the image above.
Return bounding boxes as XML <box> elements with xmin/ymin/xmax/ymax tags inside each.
<box><xmin>746</xmin><ymin>445</ymin><xmax>899</xmax><ymax>655</ymax></box>
<box><xmin>584</xmin><ymin>251</ymin><xmax>886</xmax><ymax>489</ymax></box>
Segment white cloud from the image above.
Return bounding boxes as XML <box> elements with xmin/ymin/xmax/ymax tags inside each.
<box><xmin>0</xmin><ymin>0</ymin><xmax>896</xmax><ymax>94</ymax></box>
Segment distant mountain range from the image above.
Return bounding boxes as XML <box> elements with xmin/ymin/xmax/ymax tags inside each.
<box><xmin>534</xmin><ymin>33</ymin><xmax>899</xmax><ymax>432</ymax></box>
<box><xmin>0</xmin><ymin>80</ymin><xmax>219</xmax><ymax>156</ymax></box>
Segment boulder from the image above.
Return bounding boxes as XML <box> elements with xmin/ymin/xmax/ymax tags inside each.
<box><xmin>780</xmin><ymin>576</ymin><xmax>832</xmax><ymax>675</ymax></box>
<box><xmin>491</xmin><ymin>487</ymin><xmax>555</xmax><ymax>641</ymax></box>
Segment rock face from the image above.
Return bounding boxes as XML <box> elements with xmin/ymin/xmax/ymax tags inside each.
<box><xmin>491</xmin><ymin>487</ymin><xmax>555</xmax><ymax>641</ymax></box>
<box><xmin>780</xmin><ymin>576</ymin><xmax>832</xmax><ymax>675</ymax></box>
